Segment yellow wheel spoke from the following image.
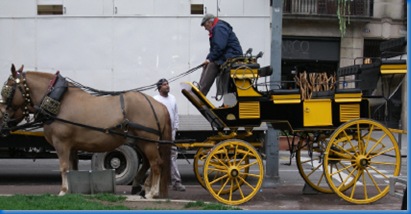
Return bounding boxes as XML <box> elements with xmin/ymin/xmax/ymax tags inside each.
<box><xmin>238</xmin><ymin>174</ymin><xmax>256</xmax><ymax>191</ymax></box>
<box><xmin>239</xmin><ymin>160</ymin><xmax>258</xmax><ymax>170</ymax></box>
<box><xmin>307</xmin><ymin>163</ymin><xmax>322</xmax><ymax>177</ymax></box>
<box><xmin>208</xmin><ymin>162</ymin><xmax>227</xmax><ymax>170</ymax></box>
<box><xmin>367</xmin><ymin>165</ymin><xmax>390</xmax><ymax>180</ymax></box>
<box><xmin>316</xmin><ymin>171</ymin><xmax>326</xmax><ymax>186</ymax></box>
<box><xmin>366</xmin><ymin>133</ymin><xmax>388</xmax><ymax>156</ymax></box>
<box><xmin>240</xmin><ymin>171</ymin><xmax>261</xmax><ymax>179</ymax></box>
<box><xmin>362</xmin><ymin>124</ymin><xmax>375</xmax><ymax>154</ymax></box>
<box><xmin>232</xmin><ymin>144</ymin><xmax>239</xmax><ymax>166</ymax></box>
<box><xmin>347</xmin><ymin>168</ymin><xmax>362</xmax><ymax>197</ymax></box>
<box><xmin>369</xmin><ymin>147</ymin><xmax>395</xmax><ymax>159</ymax></box>
<box><xmin>235</xmin><ymin>178</ymin><xmax>246</xmax><ymax>200</ymax></box>
<box><xmin>211</xmin><ymin>154</ymin><xmax>229</xmax><ymax>168</ymax></box>
<box><xmin>208</xmin><ymin>172</ymin><xmax>228</xmax><ymax>185</ymax></box>
<box><xmin>335</xmin><ymin>165</ymin><xmax>357</xmax><ymax>190</ymax></box>
<box><xmin>369</xmin><ymin>160</ymin><xmax>397</xmax><ymax>166</ymax></box>
<box><xmin>216</xmin><ymin>177</ymin><xmax>231</xmax><ymax>196</ymax></box>
<box><xmin>365</xmin><ymin>168</ymin><xmax>383</xmax><ymax>193</ymax></box>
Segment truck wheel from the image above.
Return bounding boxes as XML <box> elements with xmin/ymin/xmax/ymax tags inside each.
<box><xmin>91</xmin><ymin>145</ymin><xmax>140</xmax><ymax>185</ymax></box>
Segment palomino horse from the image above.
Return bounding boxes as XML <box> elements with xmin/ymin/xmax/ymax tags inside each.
<box><xmin>0</xmin><ymin>64</ymin><xmax>171</xmax><ymax>198</ymax></box>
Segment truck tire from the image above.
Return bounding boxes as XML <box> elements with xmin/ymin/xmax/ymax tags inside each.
<box><xmin>91</xmin><ymin>145</ymin><xmax>140</xmax><ymax>185</ymax></box>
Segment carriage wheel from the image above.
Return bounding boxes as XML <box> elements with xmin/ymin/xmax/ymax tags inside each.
<box><xmin>323</xmin><ymin>118</ymin><xmax>401</xmax><ymax>204</ymax></box>
<box><xmin>193</xmin><ymin>148</ymin><xmax>209</xmax><ymax>189</ymax></box>
<box><xmin>296</xmin><ymin>133</ymin><xmax>354</xmax><ymax>194</ymax></box>
<box><xmin>194</xmin><ymin>147</ymin><xmax>250</xmax><ymax>194</ymax></box>
<box><xmin>296</xmin><ymin>133</ymin><xmax>333</xmax><ymax>193</ymax></box>
<box><xmin>203</xmin><ymin>139</ymin><xmax>263</xmax><ymax>205</ymax></box>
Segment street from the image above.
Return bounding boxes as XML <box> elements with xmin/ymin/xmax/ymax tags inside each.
<box><xmin>0</xmin><ymin>149</ymin><xmax>406</xmax><ymax>210</ymax></box>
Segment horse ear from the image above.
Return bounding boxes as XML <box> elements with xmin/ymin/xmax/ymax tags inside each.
<box><xmin>18</xmin><ymin>65</ymin><xmax>24</xmax><ymax>73</ymax></box>
<box><xmin>11</xmin><ymin>64</ymin><xmax>16</xmax><ymax>77</ymax></box>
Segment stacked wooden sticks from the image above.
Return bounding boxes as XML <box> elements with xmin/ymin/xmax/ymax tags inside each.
<box><xmin>294</xmin><ymin>71</ymin><xmax>336</xmax><ymax>100</ymax></box>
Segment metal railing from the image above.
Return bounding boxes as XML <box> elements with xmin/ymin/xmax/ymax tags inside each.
<box><xmin>283</xmin><ymin>0</ymin><xmax>372</xmax><ymax>17</ymax></box>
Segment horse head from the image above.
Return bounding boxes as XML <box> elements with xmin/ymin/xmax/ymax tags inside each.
<box><xmin>0</xmin><ymin>64</ymin><xmax>30</xmax><ymax>136</ymax></box>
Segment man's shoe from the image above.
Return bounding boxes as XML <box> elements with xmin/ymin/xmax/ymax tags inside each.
<box><xmin>172</xmin><ymin>183</ymin><xmax>186</xmax><ymax>192</ymax></box>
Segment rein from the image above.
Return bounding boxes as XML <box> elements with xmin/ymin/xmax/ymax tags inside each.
<box><xmin>66</xmin><ymin>63</ymin><xmax>204</xmax><ymax>96</ymax></box>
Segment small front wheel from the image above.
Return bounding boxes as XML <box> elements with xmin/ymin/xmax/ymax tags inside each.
<box><xmin>203</xmin><ymin>139</ymin><xmax>263</xmax><ymax>205</ymax></box>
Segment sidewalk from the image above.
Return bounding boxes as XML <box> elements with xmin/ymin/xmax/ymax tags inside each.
<box><xmin>119</xmin><ymin>184</ymin><xmax>404</xmax><ymax>210</ymax></box>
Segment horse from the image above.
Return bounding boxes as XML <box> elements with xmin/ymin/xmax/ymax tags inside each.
<box><xmin>0</xmin><ymin>64</ymin><xmax>172</xmax><ymax>199</ymax></box>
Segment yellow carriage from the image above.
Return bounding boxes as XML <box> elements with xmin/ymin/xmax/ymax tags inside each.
<box><xmin>180</xmin><ymin>40</ymin><xmax>406</xmax><ymax>205</ymax></box>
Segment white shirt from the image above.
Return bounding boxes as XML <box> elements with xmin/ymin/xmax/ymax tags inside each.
<box><xmin>153</xmin><ymin>93</ymin><xmax>179</xmax><ymax>132</ymax></box>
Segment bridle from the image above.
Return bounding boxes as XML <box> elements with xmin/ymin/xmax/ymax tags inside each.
<box><xmin>0</xmin><ymin>72</ymin><xmax>33</xmax><ymax>133</ymax></box>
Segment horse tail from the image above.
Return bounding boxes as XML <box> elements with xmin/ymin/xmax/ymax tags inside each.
<box><xmin>158</xmin><ymin>111</ymin><xmax>172</xmax><ymax>198</ymax></box>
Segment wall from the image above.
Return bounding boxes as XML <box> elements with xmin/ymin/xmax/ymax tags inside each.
<box><xmin>0</xmin><ymin>0</ymin><xmax>271</xmax><ymax>122</ymax></box>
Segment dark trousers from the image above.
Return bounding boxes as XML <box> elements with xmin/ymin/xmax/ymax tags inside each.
<box><xmin>402</xmin><ymin>187</ymin><xmax>407</xmax><ymax>210</ymax></box>
<box><xmin>199</xmin><ymin>62</ymin><xmax>219</xmax><ymax>96</ymax></box>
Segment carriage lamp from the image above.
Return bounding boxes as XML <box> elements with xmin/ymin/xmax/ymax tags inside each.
<box><xmin>363</xmin><ymin>58</ymin><xmax>372</xmax><ymax>64</ymax></box>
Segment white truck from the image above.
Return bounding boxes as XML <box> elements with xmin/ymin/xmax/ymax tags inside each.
<box><xmin>0</xmin><ymin>0</ymin><xmax>271</xmax><ymax>184</ymax></box>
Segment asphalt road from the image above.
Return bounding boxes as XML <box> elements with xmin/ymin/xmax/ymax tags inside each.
<box><xmin>0</xmin><ymin>150</ymin><xmax>407</xmax><ymax>210</ymax></box>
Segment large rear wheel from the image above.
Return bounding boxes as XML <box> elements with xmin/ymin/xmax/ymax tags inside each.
<box><xmin>323</xmin><ymin>118</ymin><xmax>401</xmax><ymax>204</ymax></box>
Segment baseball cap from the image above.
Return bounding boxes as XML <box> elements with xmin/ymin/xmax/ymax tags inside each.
<box><xmin>201</xmin><ymin>14</ymin><xmax>215</xmax><ymax>26</ymax></box>
<box><xmin>156</xmin><ymin>78</ymin><xmax>168</xmax><ymax>89</ymax></box>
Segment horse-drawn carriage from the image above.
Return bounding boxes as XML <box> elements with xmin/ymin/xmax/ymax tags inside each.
<box><xmin>0</xmin><ymin>38</ymin><xmax>406</xmax><ymax>206</ymax></box>
<box><xmin>179</xmin><ymin>39</ymin><xmax>407</xmax><ymax>205</ymax></box>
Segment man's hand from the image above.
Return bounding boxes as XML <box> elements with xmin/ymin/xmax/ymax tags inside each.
<box><xmin>203</xmin><ymin>59</ymin><xmax>210</xmax><ymax>67</ymax></box>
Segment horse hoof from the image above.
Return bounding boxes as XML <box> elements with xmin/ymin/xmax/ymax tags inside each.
<box><xmin>144</xmin><ymin>194</ymin><xmax>153</xmax><ymax>199</ymax></box>
<box><xmin>131</xmin><ymin>186</ymin><xmax>142</xmax><ymax>195</ymax></box>
<box><xmin>58</xmin><ymin>191</ymin><xmax>66</xmax><ymax>196</ymax></box>
<box><xmin>139</xmin><ymin>190</ymin><xmax>146</xmax><ymax>198</ymax></box>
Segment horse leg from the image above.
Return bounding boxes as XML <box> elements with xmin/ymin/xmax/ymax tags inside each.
<box><xmin>55</xmin><ymin>146</ymin><xmax>71</xmax><ymax>196</ymax></box>
<box><xmin>69</xmin><ymin>149</ymin><xmax>79</xmax><ymax>170</ymax></box>
<box><xmin>142</xmin><ymin>145</ymin><xmax>163</xmax><ymax>199</ymax></box>
<box><xmin>131</xmin><ymin>150</ymin><xmax>148</xmax><ymax>196</ymax></box>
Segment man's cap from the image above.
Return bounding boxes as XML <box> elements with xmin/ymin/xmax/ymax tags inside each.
<box><xmin>156</xmin><ymin>78</ymin><xmax>168</xmax><ymax>89</ymax></box>
<box><xmin>201</xmin><ymin>14</ymin><xmax>215</xmax><ymax>26</ymax></box>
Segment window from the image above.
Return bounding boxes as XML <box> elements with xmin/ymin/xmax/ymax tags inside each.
<box><xmin>37</xmin><ymin>5</ymin><xmax>63</xmax><ymax>15</ymax></box>
<box><xmin>363</xmin><ymin>39</ymin><xmax>384</xmax><ymax>58</ymax></box>
<box><xmin>191</xmin><ymin>4</ymin><xmax>203</xmax><ymax>14</ymax></box>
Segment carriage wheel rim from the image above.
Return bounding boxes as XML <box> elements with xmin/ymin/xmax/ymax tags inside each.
<box><xmin>203</xmin><ymin>140</ymin><xmax>264</xmax><ymax>205</ymax></box>
<box><xmin>296</xmin><ymin>135</ymin><xmax>335</xmax><ymax>194</ymax></box>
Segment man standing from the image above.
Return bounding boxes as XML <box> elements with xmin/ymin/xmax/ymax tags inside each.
<box><xmin>153</xmin><ymin>78</ymin><xmax>185</xmax><ymax>191</ymax></box>
<box><xmin>199</xmin><ymin>13</ymin><xmax>243</xmax><ymax>96</ymax></box>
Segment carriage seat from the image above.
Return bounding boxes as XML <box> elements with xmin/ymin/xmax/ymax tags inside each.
<box><xmin>335</xmin><ymin>88</ymin><xmax>362</xmax><ymax>94</ymax></box>
<box><xmin>269</xmin><ymin>88</ymin><xmax>301</xmax><ymax>104</ymax></box>
<box><xmin>269</xmin><ymin>88</ymin><xmax>300</xmax><ymax>95</ymax></box>
<box><xmin>337</xmin><ymin>59</ymin><xmax>381</xmax><ymax>97</ymax></box>
<box><xmin>230</xmin><ymin>62</ymin><xmax>260</xmax><ymax>69</ymax></box>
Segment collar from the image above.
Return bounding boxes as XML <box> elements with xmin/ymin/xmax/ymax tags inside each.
<box><xmin>208</xmin><ymin>17</ymin><xmax>219</xmax><ymax>38</ymax></box>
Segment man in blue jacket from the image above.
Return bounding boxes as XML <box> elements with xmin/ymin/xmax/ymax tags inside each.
<box><xmin>199</xmin><ymin>14</ymin><xmax>243</xmax><ymax>96</ymax></box>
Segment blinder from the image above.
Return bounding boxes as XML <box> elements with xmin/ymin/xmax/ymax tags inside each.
<box><xmin>1</xmin><ymin>84</ymin><xmax>16</xmax><ymax>107</ymax></box>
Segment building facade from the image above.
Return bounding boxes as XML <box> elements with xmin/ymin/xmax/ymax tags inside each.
<box><xmin>281</xmin><ymin>0</ymin><xmax>407</xmax><ymax>129</ymax></box>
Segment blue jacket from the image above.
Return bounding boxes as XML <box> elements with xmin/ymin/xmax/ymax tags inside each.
<box><xmin>207</xmin><ymin>20</ymin><xmax>243</xmax><ymax>65</ymax></box>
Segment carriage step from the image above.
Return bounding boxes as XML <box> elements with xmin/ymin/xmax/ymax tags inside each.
<box><xmin>389</xmin><ymin>176</ymin><xmax>407</xmax><ymax>198</ymax></box>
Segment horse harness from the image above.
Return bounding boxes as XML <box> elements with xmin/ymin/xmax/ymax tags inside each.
<box><xmin>0</xmin><ymin>71</ymin><xmax>170</xmax><ymax>144</ymax></box>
